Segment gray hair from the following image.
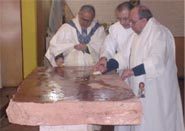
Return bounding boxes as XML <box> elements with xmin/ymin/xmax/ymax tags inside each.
<box><xmin>130</xmin><ymin>0</ymin><xmax>140</xmax><ymax>6</ymax></box>
<box><xmin>116</xmin><ymin>1</ymin><xmax>134</xmax><ymax>12</ymax></box>
<box><xmin>136</xmin><ymin>5</ymin><xmax>153</xmax><ymax>21</ymax></box>
<box><xmin>79</xmin><ymin>5</ymin><xmax>95</xmax><ymax>17</ymax></box>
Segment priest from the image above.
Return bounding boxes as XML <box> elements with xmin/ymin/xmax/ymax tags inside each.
<box><xmin>45</xmin><ymin>5</ymin><xmax>106</xmax><ymax>67</ymax></box>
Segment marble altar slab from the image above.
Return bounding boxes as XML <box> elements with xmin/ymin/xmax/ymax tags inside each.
<box><xmin>6</xmin><ymin>67</ymin><xmax>142</xmax><ymax>126</ymax></box>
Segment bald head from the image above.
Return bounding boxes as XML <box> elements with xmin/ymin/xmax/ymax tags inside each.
<box><xmin>134</xmin><ymin>5</ymin><xmax>153</xmax><ymax>21</ymax></box>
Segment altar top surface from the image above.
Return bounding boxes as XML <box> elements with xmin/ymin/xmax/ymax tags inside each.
<box><xmin>13</xmin><ymin>66</ymin><xmax>135</xmax><ymax>103</ymax></box>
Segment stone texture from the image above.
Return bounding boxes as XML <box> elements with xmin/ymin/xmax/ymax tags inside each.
<box><xmin>6</xmin><ymin>67</ymin><xmax>142</xmax><ymax>126</ymax></box>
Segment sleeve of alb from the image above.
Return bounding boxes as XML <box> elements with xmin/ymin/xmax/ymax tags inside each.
<box><xmin>132</xmin><ymin>63</ymin><xmax>146</xmax><ymax>76</ymax></box>
<box><xmin>106</xmin><ymin>58</ymin><xmax>119</xmax><ymax>72</ymax></box>
<box><xmin>55</xmin><ymin>53</ymin><xmax>64</xmax><ymax>61</ymax></box>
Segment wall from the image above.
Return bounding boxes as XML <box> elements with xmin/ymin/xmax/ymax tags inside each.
<box><xmin>37</xmin><ymin>0</ymin><xmax>52</xmax><ymax>66</ymax></box>
<box><xmin>66</xmin><ymin>0</ymin><xmax>184</xmax><ymax>36</ymax></box>
<box><xmin>0</xmin><ymin>53</ymin><xmax>1</xmax><ymax>88</ymax></box>
<box><xmin>175</xmin><ymin>37</ymin><xmax>184</xmax><ymax>77</ymax></box>
<box><xmin>0</xmin><ymin>35</ymin><xmax>1</xmax><ymax>88</ymax></box>
<box><xmin>142</xmin><ymin>0</ymin><xmax>184</xmax><ymax>37</ymax></box>
<box><xmin>21</xmin><ymin>0</ymin><xmax>37</xmax><ymax>78</ymax></box>
<box><xmin>0</xmin><ymin>0</ymin><xmax>23</xmax><ymax>86</ymax></box>
<box><xmin>66</xmin><ymin>0</ymin><xmax>119</xmax><ymax>24</ymax></box>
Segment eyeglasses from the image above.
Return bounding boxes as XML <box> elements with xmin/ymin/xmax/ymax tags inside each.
<box><xmin>80</xmin><ymin>17</ymin><xmax>92</xmax><ymax>23</ymax></box>
<box><xmin>129</xmin><ymin>18</ymin><xmax>142</xmax><ymax>25</ymax></box>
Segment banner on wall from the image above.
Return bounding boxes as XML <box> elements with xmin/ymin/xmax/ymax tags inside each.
<box><xmin>47</xmin><ymin>0</ymin><xmax>65</xmax><ymax>37</ymax></box>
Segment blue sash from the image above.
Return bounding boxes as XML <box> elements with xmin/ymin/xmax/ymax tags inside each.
<box><xmin>68</xmin><ymin>20</ymin><xmax>100</xmax><ymax>44</ymax></box>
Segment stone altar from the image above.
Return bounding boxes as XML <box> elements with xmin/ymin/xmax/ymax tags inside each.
<box><xmin>6</xmin><ymin>67</ymin><xmax>142</xmax><ymax>130</ymax></box>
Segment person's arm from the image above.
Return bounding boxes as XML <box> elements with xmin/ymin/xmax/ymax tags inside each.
<box><xmin>45</xmin><ymin>24</ymin><xmax>78</xmax><ymax>67</ymax></box>
<box><xmin>54</xmin><ymin>53</ymin><xmax>64</xmax><ymax>67</ymax></box>
<box><xmin>106</xmin><ymin>59</ymin><xmax>119</xmax><ymax>72</ymax></box>
<box><xmin>106</xmin><ymin>59</ymin><xmax>145</xmax><ymax>77</ymax></box>
<box><xmin>55</xmin><ymin>53</ymin><xmax>64</xmax><ymax>60</ymax></box>
<box><xmin>100</xmin><ymin>34</ymin><xmax>118</xmax><ymax>60</ymax></box>
<box><xmin>94</xmin><ymin>57</ymin><xmax>107</xmax><ymax>73</ymax></box>
<box><xmin>120</xmin><ymin>64</ymin><xmax>146</xmax><ymax>80</ymax></box>
<box><xmin>121</xmin><ymin>29</ymin><xmax>171</xmax><ymax>80</ymax></box>
<box><xmin>74</xmin><ymin>44</ymin><xmax>90</xmax><ymax>54</ymax></box>
<box><xmin>132</xmin><ymin>64</ymin><xmax>146</xmax><ymax>76</ymax></box>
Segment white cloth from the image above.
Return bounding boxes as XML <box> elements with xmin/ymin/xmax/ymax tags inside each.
<box><xmin>115</xmin><ymin>18</ymin><xmax>184</xmax><ymax>131</ymax></box>
<box><xmin>45</xmin><ymin>16</ymin><xmax>106</xmax><ymax>66</ymax></box>
<box><xmin>100</xmin><ymin>22</ymin><xmax>133</xmax><ymax>70</ymax></box>
<box><xmin>40</xmin><ymin>125</ymin><xmax>94</xmax><ymax>131</ymax></box>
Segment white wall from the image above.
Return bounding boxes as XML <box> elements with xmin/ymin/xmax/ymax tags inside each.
<box><xmin>66</xmin><ymin>0</ymin><xmax>184</xmax><ymax>36</ymax></box>
<box><xmin>142</xmin><ymin>1</ymin><xmax>184</xmax><ymax>36</ymax></box>
<box><xmin>66</xmin><ymin>0</ymin><xmax>124</xmax><ymax>24</ymax></box>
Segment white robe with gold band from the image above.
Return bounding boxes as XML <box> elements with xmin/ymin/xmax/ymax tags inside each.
<box><xmin>115</xmin><ymin>18</ymin><xmax>184</xmax><ymax>131</ymax></box>
<box><xmin>45</xmin><ymin>16</ymin><xmax>106</xmax><ymax>66</ymax></box>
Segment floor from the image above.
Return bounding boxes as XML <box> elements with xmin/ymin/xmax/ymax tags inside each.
<box><xmin>0</xmin><ymin>117</ymin><xmax>39</xmax><ymax>131</ymax></box>
<box><xmin>0</xmin><ymin>78</ymin><xmax>184</xmax><ymax>131</ymax></box>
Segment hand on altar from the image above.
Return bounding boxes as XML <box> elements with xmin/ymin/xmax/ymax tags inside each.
<box><xmin>93</xmin><ymin>57</ymin><xmax>107</xmax><ymax>73</ymax></box>
<box><xmin>55</xmin><ymin>57</ymin><xmax>64</xmax><ymax>67</ymax></box>
<box><xmin>121</xmin><ymin>69</ymin><xmax>134</xmax><ymax>80</ymax></box>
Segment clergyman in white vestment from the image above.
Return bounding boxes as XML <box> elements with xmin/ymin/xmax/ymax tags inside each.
<box><xmin>45</xmin><ymin>5</ymin><xmax>106</xmax><ymax>67</ymax></box>
<box><xmin>95</xmin><ymin>1</ymin><xmax>133</xmax><ymax>73</ymax></box>
<box><xmin>115</xmin><ymin>5</ymin><xmax>184</xmax><ymax>131</ymax></box>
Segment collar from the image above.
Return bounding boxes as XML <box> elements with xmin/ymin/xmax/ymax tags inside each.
<box><xmin>73</xmin><ymin>15</ymin><xmax>97</xmax><ymax>34</ymax></box>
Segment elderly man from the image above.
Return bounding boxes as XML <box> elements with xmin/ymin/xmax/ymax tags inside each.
<box><xmin>95</xmin><ymin>1</ymin><xmax>134</xmax><ymax>73</ymax></box>
<box><xmin>114</xmin><ymin>5</ymin><xmax>184</xmax><ymax>131</ymax></box>
<box><xmin>45</xmin><ymin>5</ymin><xmax>106</xmax><ymax>67</ymax></box>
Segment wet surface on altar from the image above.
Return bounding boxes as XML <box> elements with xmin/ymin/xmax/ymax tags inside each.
<box><xmin>13</xmin><ymin>66</ymin><xmax>135</xmax><ymax>103</ymax></box>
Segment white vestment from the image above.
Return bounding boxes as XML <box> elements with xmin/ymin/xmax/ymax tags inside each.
<box><xmin>100</xmin><ymin>22</ymin><xmax>133</xmax><ymax>70</ymax></box>
<box><xmin>45</xmin><ymin>16</ymin><xmax>106</xmax><ymax>66</ymax></box>
<box><xmin>115</xmin><ymin>18</ymin><xmax>184</xmax><ymax>131</ymax></box>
